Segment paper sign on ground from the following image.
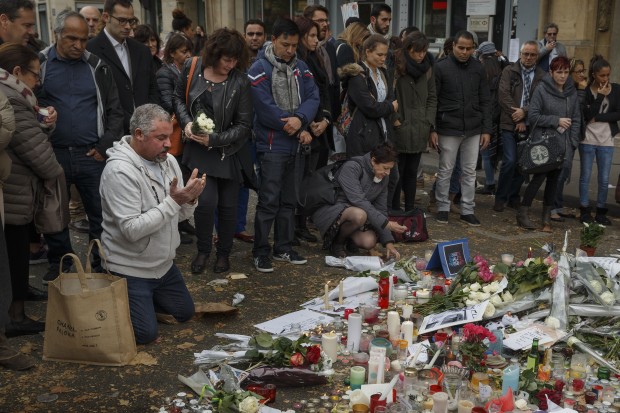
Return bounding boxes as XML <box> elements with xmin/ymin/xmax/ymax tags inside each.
<box><xmin>254</xmin><ymin>309</ymin><xmax>335</xmax><ymax>335</ymax></box>
<box><xmin>503</xmin><ymin>326</ymin><xmax>554</xmax><ymax>351</ymax></box>
<box><xmin>419</xmin><ymin>301</ymin><xmax>488</xmax><ymax>334</ymax></box>
<box><xmin>301</xmin><ymin>291</ymin><xmax>375</xmax><ymax>315</ymax></box>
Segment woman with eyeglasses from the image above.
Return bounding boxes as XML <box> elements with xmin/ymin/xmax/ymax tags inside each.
<box><xmin>0</xmin><ymin>44</ymin><xmax>62</xmax><ymax>337</ymax></box>
<box><xmin>518</xmin><ymin>56</ymin><xmax>581</xmax><ymax>232</ymax></box>
<box><xmin>578</xmin><ymin>55</ymin><xmax>620</xmax><ymax>225</ymax></box>
<box><xmin>549</xmin><ymin>58</ymin><xmax>587</xmax><ymax>222</ymax></box>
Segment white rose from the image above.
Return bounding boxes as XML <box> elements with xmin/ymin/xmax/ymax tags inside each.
<box><xmin>466</xmin><ymin>299</ymin><xmax>479</xmax><ymax>306</ymax></box>
<box><xmin>489</xmin><ymin>281</ymin><xmax>500</xmax><ymax>293</ymax></box>
<box><xmin>601</xmin><ymin>291</ymin><xmax>616</xmax><ymax>306</ymax></box>
<box><xmin>545</xmin><ymin>316</ymin><xmax>561</xmax><ymax>329</ymax></box>
<box><xmin>239</xmin><ymin>396</ymin><xmax>260</xmax><ymax>413</ymax></box>
<box><xmin>501</xmin><ymin>291</ymin><xmax>514</xmax><ymax>303</ymax></box>
<box><xmin>490</xmin><ymin>295</ymin><xmax>503</xmax><ymax>306</ymax></box>
<box><xmin>478</xmin><ymin>292</ymin><xmax>491</xmax><ymax>301</ymax></box>
<box><xmin>590</xmin><ymin>280</ymin><xmax>603</xmax><ymax>294</ymax></box>
<box><xmin>484</xmin><ymin>302</ymin><xmax>496</xmax><ymax>318</ymax></box>
<box><xmin>515</xmin><ymin>399</ymin><xmax>528</xmax><ymax>410</ymax></box>
<box><xmin>470</xmin><ymin>282</ymin><xmax>481</xmax><ymax>292</ymax></box>
<box><xmin>463</xmin><ymin>286</ymin><xmax>470</xmax><ymax>293</ymax></box>
<box><xmin>197</xmin><ymin>114</ymin><xmax>208</xmax><ymax>127</ymax></box>
<box><xmin>469</xmin><ymin>291</ymin><xmax>478</xmax><ymax>300</ymax></box>
<box><xmin>524</xmin><ymin>258</ymin><xmax>535</xmax><ymax>267</ymax></box>
<box><xmin>482</xmin><ymin>285</ymin><xmax>493</xmax><ymax>294</ymax></box>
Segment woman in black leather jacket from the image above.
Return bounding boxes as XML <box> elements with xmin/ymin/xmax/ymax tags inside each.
<box><xmin>174</xmin><ymin>28</ymin><xmax>253</xmax><ymax>275</ymax></box>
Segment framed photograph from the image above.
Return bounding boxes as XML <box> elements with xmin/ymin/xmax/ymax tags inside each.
<box><xmin>426</xmin><ymin>238</ymin><xmax>470</xmax><ymax>277</ymax></box>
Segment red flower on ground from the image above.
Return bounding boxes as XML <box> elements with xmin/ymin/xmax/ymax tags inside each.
<box><xmin>306</xmin><ymin>345</ymin><xmax>321</xmax><ymax>364</ymax></box>
<box><xmin>290</xmin><ymin>352</ymin><xmax>304</xmax><ymax>366</ymax></box>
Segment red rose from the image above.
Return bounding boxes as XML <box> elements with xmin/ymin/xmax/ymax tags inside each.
<box><xmin>306</xmin><ymin>346</ymin><xmax>321</xmax><ymax>364</ymax></box>
<box><xmin>290</xmin><ymin>352</ymin><xmax>304</xmax><ymax>366</ymax></box>
<box><xmin>554</xmin><ymin>379</ymin><xmax>565</xmax><ymax>392</ymax></box>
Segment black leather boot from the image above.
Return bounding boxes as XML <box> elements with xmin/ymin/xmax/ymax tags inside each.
<box><xmin>580</xmin><ymin>206</ymin><xmax>594</xmax><ymax>223</ymax></box>
<box><xmin>516</xmin><ymin>206</ymin><xmax>536</xmax><ymax>230</ymax></box>
<box><xmin>595</xmin><ymin>207</ymin><xmax>612</xmax><ymax>225</ymax></box>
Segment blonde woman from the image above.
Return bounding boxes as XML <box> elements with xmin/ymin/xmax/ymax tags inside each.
<box><xmin>335</xmin><ymin>22</ymin><xmax>370</xmax><ymax>67</ymax></box>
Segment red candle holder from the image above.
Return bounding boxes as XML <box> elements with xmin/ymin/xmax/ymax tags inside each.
<box><xmin>369</xmin><ymin>393</ymin><xmax>387</xmax><ymax>413</ymax></box>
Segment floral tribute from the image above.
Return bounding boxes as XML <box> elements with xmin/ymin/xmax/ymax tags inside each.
<box><xmin>459</xmin><ymin>323</ymin><xmax>496</xmax><ymax>372</ymax></box>
<box><xmin>245</xmin><ymin>333</ymin><xmax>327</xmax><ymax>370</ymax></box>
<box><xmin>210</xmin><ymin>389</ymin><xmax>262</xmax><ymax>413</ymax></box>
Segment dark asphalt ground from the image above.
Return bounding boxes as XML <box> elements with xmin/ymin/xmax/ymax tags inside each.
<box><xmin>1</xmin><ymin>164</ymin><xmax>619</xmax><ymax>413</ymax></box>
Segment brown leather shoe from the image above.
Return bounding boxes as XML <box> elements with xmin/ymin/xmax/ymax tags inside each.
<box><xmin>234</xmin><ymin>232</ymin><xmax>254</xmax><ymax>243</ymax></box>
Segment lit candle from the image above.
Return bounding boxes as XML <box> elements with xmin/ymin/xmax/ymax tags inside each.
<box><xmin>528</xmin><ymin>247</ymin><xmax>532</xmax><ymax>258</ymax></box>
<box><xmin>338</xmin><ymin>280</ymin><xmax>344</xmax><ymax>305</ymax></box>
<box><xmin>321</xmin><ymin>331</ymin><xmax>338</xmax><ymax>362</ymax></box>
<box><xmin>324</xmin><ymin>283</ymin><xmax>330</xmax><ymax>309</ymax></box>
<box><xmin>402</xmin><ymin>304</ymin><xmax>413</xmax><ymax>320</ymax></box>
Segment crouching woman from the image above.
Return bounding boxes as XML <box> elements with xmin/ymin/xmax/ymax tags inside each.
<box><xmin>312</xmin><ymin>142</ymin><xmax>407</xmax><ymax>258</ymax></box>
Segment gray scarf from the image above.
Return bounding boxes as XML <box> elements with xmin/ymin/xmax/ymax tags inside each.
<box><xmin>264</xmin><ymin>44</ymin><xmax>300</xmax><ymax>113</ymax></box>
<box><xmin>367</xmin><ymin>23</ymin><xmax>391</xmax><ymax>41</ymax></box>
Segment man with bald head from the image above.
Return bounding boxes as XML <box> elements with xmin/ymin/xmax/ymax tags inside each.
<box><xmin>79</xmin><ymin>5</ymin><xmax>101</xmax><ymax>38</ymax></box>
<box><xmin>36</xmin><ymin>9</ymin><xmax>124</xmax><ymax>282</ymax></box>
<box><xmin>0</xmin><ymin>0</ymin><xmax>35</xmax><ymax>45</ymax></box>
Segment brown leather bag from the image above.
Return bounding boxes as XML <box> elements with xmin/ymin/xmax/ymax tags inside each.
<box><xmin>33</xmin><ymin>173</ymin><xmax>69</xmax><ymax>234</ymax></box>
<box><xmin>169</xmin><ymin>57</ymin><xmax>199</xmax><ymax>157</ymax></box>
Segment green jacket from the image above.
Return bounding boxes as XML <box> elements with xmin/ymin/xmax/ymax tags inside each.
<box><xmin>393</xmin><ymin>67</ymin><xmax>437</xmax><ymax>153</ymax></box>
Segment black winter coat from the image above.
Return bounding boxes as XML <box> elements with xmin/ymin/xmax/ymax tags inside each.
<box><xmin>434</xmin><ymin>54</ymin><xmax>493</xmax><ymax>137</ymax></box>
<box><xmin>156</xmin><ymin>63</ymin><xmax>180</xmax><ymax>114</ymax></box>
<box><xmin>338</xmin><ymin>63</ymin><xmax>395</xmax><ymax>157</ymax></box>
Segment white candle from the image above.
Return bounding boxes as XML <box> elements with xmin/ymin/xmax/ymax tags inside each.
<box><xmin>387</xmin><ymin>311</ymin><xmax>401</xmax><ymax>341</ymax></box>
<box><xmin>501</xmin><ymin>254</ymin><xmax>514</xmax><ymax>265</ymax></box>
<box><xmin>347</xmin><ymin>313</ymin><xmax>362</xmax><ymax>352</ymax></box>
<box><xmin>388</xmin><ymin>275</ymin><xmax>394</xmax><ymax>301</ymax></box>
<box><xmin>402</xmin><ymin>304</ymin><xmax>413</xmax><ymax>319</ymax></box>
<box><xmin>338</xmin><ymin>280</ymin><xmax>344</xmax><ymax>304</ymax></box>
<box><xmin>401</xmin><ymin>321</ymin><xmax>414</xmax><ymax>347</ymax></box>
<box><xmin>457</xmin><ymin>400</ymin><xmax>474</xmax><ymax>413</ymax></box>
<box><xmin>432</xmin><ymin>392</ymin><xmax>449</xmax><ymax>413</ymax></box>
<box><xmin>321</xmin><ymin>331</ymin><xmax>338</xmax><ymax>362</ymax></box>
<box><xmin>417</xmin><ymin>289</ymin><xmax>430</xmax><ymax>304</ymax></box>
<box><xmin>324</xmin><ymin>283</ymin><xmax>330</xmax><ymax>309</ymax></box>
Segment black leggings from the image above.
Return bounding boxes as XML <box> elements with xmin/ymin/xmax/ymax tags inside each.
<box><xmin>521</xmin><ymin>168</ymin><xmax>561</xmax><ymax>207</ymax></box>
<box><xmin>393</xmin><ymin>152</ymin><xmax>422</xmax><ymax>211</ymax></box>
<box><xmin>194</xmin><ymin>175</ymin><xmax>239</xmax><ymax>257</ymax></box>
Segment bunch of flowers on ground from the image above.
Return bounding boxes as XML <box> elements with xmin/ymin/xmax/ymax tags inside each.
<box><xmin>459</xmin><ymin>323</ymin><xmax>496</xmax><ymax>372</ymax></box>
<box><xmin>245</xmin><ymin>333</ymin><xmax>326</xmax><ymax>370</ymax></box>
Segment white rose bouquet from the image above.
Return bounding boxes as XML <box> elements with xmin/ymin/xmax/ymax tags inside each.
<box><xmin>192</xmin><ymin>109</ymin><xmax>215</xmax><ymax>135</ymax></box>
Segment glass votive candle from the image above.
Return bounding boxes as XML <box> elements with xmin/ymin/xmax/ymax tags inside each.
<box><xmin>458</xmin><ymin>400</ymin><xmax>474</xmax><ymax>413</ymax></box>
<box><xmin>416</xmin><ymin>289</ymin><xmax>431</xmax><ymax>304</ymax></box>
<box><xmin>471</xmin><ymin>372</ymin><xmax>490</xmax><ymax>392</ymax></box>
<box><xmin>501</xmin><ymin>254</ymin><xmax>514</xmax><ymax>265</ymax></box>
<box><xmin>393</xmin><ymin>284</ymin><xmax>409</xmax><ymax>302</ymax></box>
<box><xmin>350</xmin><ymin>366</ymin><xmax>366</xmax><ymax>390</ymax></box>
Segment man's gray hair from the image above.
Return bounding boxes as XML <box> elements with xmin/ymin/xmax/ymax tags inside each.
<box><xmin>130</xmin><ymin>104</ymin><xmax>171</xmax><ymax>137</ymax></box>
<box><xmin>54</xmin><ymin>9</ymin><xmax>86</xmax><ymax>35</ymax></box>
<box><xmin>521</xmin><ymin>40</ymin><xmax>538</xmax><ymax>51</ymax></box>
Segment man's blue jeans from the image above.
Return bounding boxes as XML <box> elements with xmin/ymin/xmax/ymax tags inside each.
<box><xmin>117</xmin><ymin>264</ymin><xmax>194</xmax><ymax>344</ymax></box>
<box><xmin>495</xmin><ymin>130</ymin><xmax>525</xmax><ymax>204</ymax></box>
<box><xmin>579</xmin><ymin>144</ymin><xmax>614</xmax><ymax>208</ymax></box>
<box><xmin>44</xmin><ymin>147</ymin><xmax>105</xmax><ymax>269</ymax></box>
<box><xmin>253</xmin><ymin>152</ymin><xmax>299</xmax><ymax>257</ymax></box>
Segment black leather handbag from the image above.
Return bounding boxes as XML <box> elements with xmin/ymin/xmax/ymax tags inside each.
<box><xmin>518</xmin><ymin>117</ymin><xmax>565</xmax><ymax>175</ymax></box>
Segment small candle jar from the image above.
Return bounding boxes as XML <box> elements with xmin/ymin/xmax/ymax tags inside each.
<box><xmin>417</xmin><ymin>290</ymin><xmax>431</xmax><ymax>304</ymax></box>
<box><xmin>393</xmin><ymin>284</ymin><xmax>409</xmax><ymax>303</ymax></box>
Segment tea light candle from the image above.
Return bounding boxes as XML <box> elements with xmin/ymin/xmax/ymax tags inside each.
<box><xmin>322</xmin><ymin>331</ymin><xmax>339</xmax><ymax>362</ymax></box>
<box><xmin>457</xmin><ymin>400</ymin><xmax>474</xmax><ymax>413</ymax></box>
<box><xmin>501</xmin><ymin>254</ymin><xmax>514</xmax><ymax>265</ymax></box>
<box><xmin>417</xmin><ymin>290</ymin><xmax>430</xmax><ymax>304</ymax></box>
<box><xmin>338</xmin><ymin>280</ymin><xmax>344</xmax><ymax>304</ymax></box>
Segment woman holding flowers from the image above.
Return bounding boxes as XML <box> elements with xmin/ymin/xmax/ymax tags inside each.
<box><xmin>175</xmin><ymin>28</ymin><xmax>253</xmax><ymax>275</ymax></box>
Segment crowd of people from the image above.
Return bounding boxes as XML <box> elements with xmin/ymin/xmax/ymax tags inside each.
<box><xmin>0</xmin><ymin>0</ymin><xmax>618</xmax><ymax>369</ymax></box>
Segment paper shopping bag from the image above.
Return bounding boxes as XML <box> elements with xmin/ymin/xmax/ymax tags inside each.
<box><xmin>43</xmin><ymin>240</ymin><xmax>136</xmax><ymax>365</ymax></box>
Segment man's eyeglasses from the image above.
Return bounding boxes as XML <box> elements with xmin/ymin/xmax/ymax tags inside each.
<box><xmin>110</xmin><ymin>15</ymin><xmax>139</xmax><ymax>27</ymax></box>
<box><xmin>24</xmin><ymin>67</ymin><xmax>41</xmax><ymax>81</ymax></box>
<box><xmin>246</xmin><ymin>32</ymin><xmax>264</xmax><ymax>37</ymax></box>
<box><xmin>521</xmin><ymin>52</ymin><xmax>538</xmax><ymax>57</ymax></box>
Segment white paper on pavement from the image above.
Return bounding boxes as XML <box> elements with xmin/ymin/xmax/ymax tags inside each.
<box><xmin>503</xmin><ymin>326</ymin><xmax>555</xmax><ymax>351</ymax></box>
<box><xmin>302</xmin><ymin>291</ymin><xmax>375</xmax><ymax>315</ymax></box>
<box><xmin>254</xmin><ymin>309</ymin><xmax>335</xmax><ymax>335</ymax></box>
<box><xmin>419</xmin><ymin>301</ymin><xmax>489</xmax><ymax>334</ymax></box>
<box><xmin>578</xmin><ymin>257</ymin><xmax>620</xmax><ymax>279</ymax></box>
<box><xmin>322</xmin><ymin>276</ymin><xmax>378</xmax><ymax>300</ymax></box>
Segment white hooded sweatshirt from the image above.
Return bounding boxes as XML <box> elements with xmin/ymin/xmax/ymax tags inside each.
<box><xmin>100</xmin><ymin>136</ymin><xmax>195</xmax><ymax>278</ymax></box>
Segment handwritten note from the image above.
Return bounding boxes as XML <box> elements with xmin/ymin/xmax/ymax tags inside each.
<box><xmin>254</xmin><ymin>309</ymin><xmax>335</xmax><ymax>335</ymax></box>
<box><xmin>503</xmin><ymin>326</ymin><xmax>553</xmax><ymax>351</ymax></box>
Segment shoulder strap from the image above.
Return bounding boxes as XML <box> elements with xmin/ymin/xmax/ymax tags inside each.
<box><xmin>185</xmin><ymin>57</ymin><xmax>199</xmax><ymax>106</ymax></box>
<box><xmin>336</xmin><ymin>43</ymin><xmax>344</xmax><ymax>56</ymax></box>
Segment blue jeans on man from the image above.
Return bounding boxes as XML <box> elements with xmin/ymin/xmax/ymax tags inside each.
<box><xmin>253</xmin><ymin>152</ymin><xmax>300</xmax><ymax>257</ymax></box>
<box><xmin>495</xmin><ymin>130</ymin><xmax>525</xmax><ymax>206</ymax></box>
<box><xmin>44</xmin><ymin>147</ymin><xmax>105</xmax><ymax>271</ymax></box>
<box><xmin>579</xmin><ymin>144</ymin><xmax>614</xmax><ymax>208</ymax></box>
<box><xmin>116</xmin><ymin>264</ymin><xmax>194</xmax><ymax>344</ymax></box>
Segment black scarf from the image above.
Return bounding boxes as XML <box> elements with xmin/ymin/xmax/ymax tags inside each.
<box><xmin>405</xmin><ymin>52</ymin><xmax>432</xmax><ymax>80</ymax></box>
